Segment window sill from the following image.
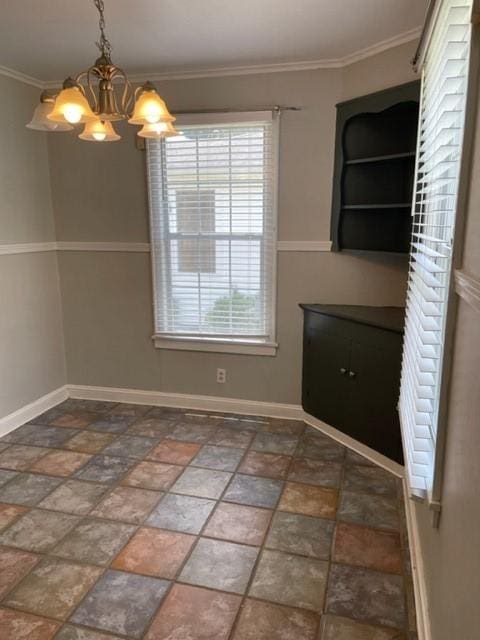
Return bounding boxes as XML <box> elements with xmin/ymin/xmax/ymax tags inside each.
<box><xmin>153</xmin><ymin>335</ymin><xmax>278</xmax><ymax>356</ymax></box>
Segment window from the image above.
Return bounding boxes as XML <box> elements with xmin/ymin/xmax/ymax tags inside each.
<box><xmin>399</xmin><ymin>0</ymin><xmax>472</xmax><ymax>497</ymax></box>
<box><xmin>147</xmin><ymin>111</ymin><xmax>279</xmax><ymax>355</ymax></box>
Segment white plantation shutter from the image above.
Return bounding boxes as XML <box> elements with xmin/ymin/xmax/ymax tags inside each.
<box><xmin>147</xmin><ymin>112</ymin><xmax>278</xmax><ymax>348</ymax></box>
<box><xmin>400</xmin><ymin>0</ymin><xmax>472</xmax><ymax>495</ymax></box>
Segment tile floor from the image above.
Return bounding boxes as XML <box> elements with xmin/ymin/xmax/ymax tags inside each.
<box><xmin>0</xmin><ymin>400</ymin><xmax>417</xmax><ymax>639</ymax></box>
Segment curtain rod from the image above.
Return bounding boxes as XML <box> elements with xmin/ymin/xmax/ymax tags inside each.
<box><xmin>172</xmin><ymin>106</ymin><xmax>302</xmax><ymax>115</ymax></box>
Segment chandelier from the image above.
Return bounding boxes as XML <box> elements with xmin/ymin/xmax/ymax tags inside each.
<box><xmin>27</xmin><ymin>0</ymin><xmax>178</xmax><ymax>142</ymax></box>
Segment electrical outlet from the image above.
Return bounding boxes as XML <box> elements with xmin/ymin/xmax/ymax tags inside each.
<box><xmin>216</xmin><ymin>368</ymin><xmax>226</xmax><ymax>384</ymax></box>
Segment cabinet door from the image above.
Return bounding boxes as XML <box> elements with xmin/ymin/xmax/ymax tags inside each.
<box><xmin>302</xmin><ymin>329</ymin><xmax>351</xmax><ymax>429</ymax></box>
<box><xmin>344</xmin><ymin>339</ymin><xmax>403</xmax><ymax>461</ymax></box>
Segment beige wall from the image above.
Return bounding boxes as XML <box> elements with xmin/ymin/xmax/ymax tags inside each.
<box><xmin>412</xmin><ymin>55</ymin><xmax>480</xmax><ymax>640</ymax></box>
<box><xmin>0</xmin><ymin>75</ymin><xmax>66</xmax><ymax>417</ymax></box>
<box><xmin>48</xmin><ymin>40</ymin><xmax>417</xmax><ymax>404</ymax></box>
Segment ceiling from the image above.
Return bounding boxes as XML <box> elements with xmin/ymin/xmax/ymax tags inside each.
<box><xmin>0</xmin><ymin>0</ymin><xmax>428</xmax><ymax>83</ymax></box>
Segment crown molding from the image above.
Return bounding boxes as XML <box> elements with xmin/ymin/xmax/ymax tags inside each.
<box><xmin>0</xmin><ymin>64</ymin><xmax>45</xmax><ymax>89</ymax></box>
<box><xmin>3</xmin><ymin>26</ymin><xmax>421</xmax><ymax>90</ymax></box>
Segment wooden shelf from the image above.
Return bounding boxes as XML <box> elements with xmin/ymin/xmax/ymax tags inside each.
<box><xmin>345</xmin><ymin>151</ymin><xmax>416</xmax><ymax>165</ymax></box>
<box><xmin>343</xmin><ymin>203</ymin><xmax>411</xmax><ymax>210</ymax></box>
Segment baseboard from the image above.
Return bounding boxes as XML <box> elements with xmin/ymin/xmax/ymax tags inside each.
<box><xmin>66</xmin><ymin>384</ymin><xmax>304</xmax><ymax>420</ymax></box>
<box><xmin>303</xmin><ymin>413</ymin><xmax>404</xmax><ymax>478</ymax></box>
<box><xmin>402</xmin><ymin>478</ymin><xmax>432</xmax><ymax>640</ymax></box>
<box><xmin>0</xmin><ymin>386</ymin><xmax>68</xmax><ymax>437</ymax></box>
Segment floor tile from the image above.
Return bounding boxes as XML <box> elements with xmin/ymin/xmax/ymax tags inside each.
<box><xmin>113</xmin><ymin>527</ymin><xmax>195</xmax><ymax>578</ymax></box>
<box><xmin>51</xmin><ymin>411</ymin><xmax>99</xmax><ymax>429</ymax></box>
<box><xmin>224</xmin><ymin>474</ymin><xmax>283</xmax><ymax>508</ymax></box>
<box><xmin>127</xmin><ymin>417</ymin><xmax>175</xmax><ymax>438</ymax></box>
<box><xmin>343</xmin><ymin>465</ymin><xmax>398</xmax><ymax>497</ymax></box>
<box><xmin>250</xmin><ymin>549</ymin><xmax>328</xmax><ymax>612</ymax></box>
<box><xmin>0</xmin><ymin>509</ymin><xmax>80</xmax><ymax>552</ymax></box>
<box><xmin>262</xmin><ymin>419</ymin><xmax>306</xmax><ymax>436</ymax></box>
<box><xmin>239</xmin><ymin>451</ymin><xmax>291</xmax><ymax>479</ymax></box>
<box><xmin>74</xmin><ymin>455</ymin><xmax>135</xmax><ymax>484</ymax></box>
<box><xmin>321</xmin><ymin>614</ymin><xmax>405</xmax><ymax>640</ymax></box>
<box><xmin>31</xmin><ymin>405</ymin><xmax>71</xmax><ymax>425</ymax></box>
<box><xmin>251</xmin><ymin>432</ymin><xmax>299</xmax><ymax>455</ymax></box>
<box><xmin>30</xmin><ymin>451</ymin><xmax>92</xmax><ymax>477</ymax></box>
<box><xmin>101</xmin><ymin>435</ymin><xmax>157</xmax><ymax>459</ymax></box>
<box><xmin>62</xmin><ymin>431</ymin><xmax>116</xmax><ymax>454</ymax></box>
<box><xmin>296</xmin><ymin>432</ymin><xmax>346</xmax><ymax>462</ymax></box>
<box><xmin>167</xmin><ymin>422</ymin><xmax>218</xmax><ymax>443</ymax></box>
<box><xmin>5</xmin><ymin>557</ymin><xmax>101</xmax><ymax>620</ymax></box>
<box><xmin>71</xmin><ymin>569</ymin><xmax>169</xmax><ymax>639</ymax></box>
<box><xmin>147</xmin><ymin>439</ymin><xmax>201</xmax><ymax>465</ymax></box>
<box><xmin>338</xmin><ymin>492</ymin><xmax>400</xmax><ymax>530</ymax></box>
<box><xmin>172</xmin><ymin>467</ymin><xmax>232</xmax><ymax>499</ymax></box>
<box><xmin>55</xmin><ymin>625</ymin><xmax>125</xmax><ymax>640</ymax></box>
<box><xmin>333</xmin><ymin>522</ymin><xmax>403</xmax><ymax>574</ymax></box>
<box><xmin>123</xmin><ymin>461</ymin><xmax>183</xmax><ymax>491</ymax></box>
<box><xmin>326</xmin><ymin>563</ymin><xmax>406</xmax><ymax>629</ymax></box>
<box><xmin>180</xmin><ymin>538</ymin><xmax>258</xmax><ymax>594</ymax></box>
<box><xmin>266</xmin><ymin>511</ymin><xmax>334</xmax><ymax>559</ymax></box>
<box><xmin>279</xmin><ymin>482</ymin><xmax>338</xmax><ymax>518</ymax></box>
<box><xmin>0</xmin><ymin>503</ymin><xmax>28</xmax><ymax>530</ymax></box>
<box><xmin>0</xmin><ymin>469</ymin><xmax>18</xmax><ymax>486</ymax></box>
<box><xmin>146</xmin><ymin>493</ymin><xmax>215</xmax><ymax>534</ymax></box>
<box><xmin>0</xmin><ymin>445</ymin><xmax>48</xmax><ymax>471</ymax></box>
<box><xmin>288</xmin><ymin>457</ymin><xmax>342</xmax><ymax>488</ymax></box>
<box><xmin>0</xmin><ymin>607</ymin><xmax>60</xmax><ymax>640</ymax></box>
<box><xmin>191</xmin><ymin>445</ymin><xmax>244</xmax><ymax>471</ymax></box>
<box><xmin>91</xmin><ymin>486</ymin><xmax>162</xmax><ymax>524</ymax></box>
<box><xmin>208</xmin><ymin>426</ymin><xmax>254</xmax><ymax>449</ymax></box>
<box><xmin>0</xmin><ymin>473</ymin><xmax>62</xmax><ymax>506</ymax></box>
<box><xmin>204</xmin><ymin>502</ymin><xmax>272</xmax><ymax>545</ymax></box>
<box><xmin>38</xmin><ymin>480</ymin><xmax>108</xmax><ymax>515</ymax></box>
<box><xmin>87</xmin><ymin>415</ymin><xmax>135</xmax><ymax>434</ymax></box>
<box><xmin>0</xmin><ymin>546</ymin><xmax>40</xmax><ymax>598</ymax></box>
<box><xmin>145</xmin><ymin>583</ymin><xmax>241</xmax><ymax>640</ymax></box>
<box><xmin>52</xmin><ymin>518</ymin><xmax>135</xmax><ymax>566</ymax></box>
<box><xmin>109</xmin><ymin>403</ymin><xmax>152</xmax><ymax>417</ymax></box>
<box><xmin>345</xmin><ymin>449</ymin><xmax>376</xmax><ymax>466</ymax></box>
<box><xmin>147</xmin><ymin>406</ymin><xmax>186</xmax><ymax>420</ymax></box>
<box><xmin>68</xmin><ymin>400</ymin><xmax>117</xmax><ymax>414</ymax></box>
<box><xmin>5</xmin><ymin>424</ymin><xmax>79</xmax><ymax>447</ymax></box>
<box><xmin>232</xmin><ymin>598</ymin><xmax>318</xmax><ymax>640</ymax></box>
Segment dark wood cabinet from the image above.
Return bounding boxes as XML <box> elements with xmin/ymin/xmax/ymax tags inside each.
<box><xmin>331</xmin><ymin>81</ymin><xmax>420</xmax><ymax>253</ymax></box>
<box><xmin>300</xmin><ymin>304</ymin><xmax>405</xmax><ymax>463</ymax></box>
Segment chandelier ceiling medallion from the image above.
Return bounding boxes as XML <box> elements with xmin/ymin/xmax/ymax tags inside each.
<box><xmin>27</xmin><ymin>0</ymin><xmax>178</xmax><ymax>142</ymax></box>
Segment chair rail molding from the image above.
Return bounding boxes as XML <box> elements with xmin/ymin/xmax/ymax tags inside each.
<box><xmin>0</xmin><ymin>241</ymin><xmax>332</xmax><ymax>255</ymax></box>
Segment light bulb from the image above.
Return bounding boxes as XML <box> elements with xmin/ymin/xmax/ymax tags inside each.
<box><xmin>92</xmin><ymin>131</ymin><xmax>107</xmax><ymax>141</ymax></box>
<box><xmin>63</xmin><ymin>104</ymin><xmax>83</xmax><ymax>124</ymax></box>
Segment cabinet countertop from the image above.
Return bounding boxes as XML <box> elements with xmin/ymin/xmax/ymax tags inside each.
<box><xmin>299</xmin><ymin>304</ymin><xmax>405</xmax><ymax>334</ymax></box>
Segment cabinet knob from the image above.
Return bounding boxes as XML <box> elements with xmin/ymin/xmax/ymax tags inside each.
<box><xmin>349</xmin><ymin>370</ymin><xmax>356</xmax><ymax>378</ymax></box>
<box><xmin>340</xmin><ymin>368</ymin><xmax>347</xmax><ymax>375</ymax></box>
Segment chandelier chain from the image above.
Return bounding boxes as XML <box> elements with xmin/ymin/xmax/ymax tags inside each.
<box><xmin>94</xmin><ymin>0</ymin><xmax>113</xmax><ymax>60</ymax></box>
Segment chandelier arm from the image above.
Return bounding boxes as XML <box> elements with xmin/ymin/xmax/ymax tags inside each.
<box><xmin>110</xmin><ymin>66</ymin><xmax>134</xmax><ymax>114</ymax></box>
<box><xmin>75</xmin><ymin>68</ymin><xmax>99</xmax><ymax>113</ymax></box>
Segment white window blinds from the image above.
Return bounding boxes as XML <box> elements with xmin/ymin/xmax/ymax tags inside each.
<box><xmin>399</xmin><ymin>0</ymin><xmax>472</xmax><ymax>495</ymax></box>
<box><xmin>147</xmin><ymin>112</ymin><xmax>278</xmax><ymax>348</ymax></box>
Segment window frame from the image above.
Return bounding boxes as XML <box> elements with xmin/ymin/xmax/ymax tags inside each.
<box><xmin>147</xmin><ymin>110</ymin><xmax>280</xmax><ymax>357</ymax></box>
<box><xmin>399</xmin><ymin>0</ymin><xmax>477</xmax><ymax>515</ymax></box>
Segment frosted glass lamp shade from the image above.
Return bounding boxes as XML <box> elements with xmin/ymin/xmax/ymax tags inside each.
<box><xmin>26</xmin><ymin>101</ymin><xmax>73</xmax><ymax>131</ymax></box>
<box><xmin>129</xmin><ymin>85</ymin><xmax>175</xmax><ymax>125</ymax></box>
<box><xmin>79</xmin><ymin>119</ymin><xmax>121</xmax><ymax>142</ymax></box>
<box><xmin>48</xmin><ymin>86</ymin><xmax>97</xmax><ymax>124</ymax></box>
<box><xmin>137</xmin><ymin>121</ymin><xmax>179</xmax><ymax>138</ymax></box>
